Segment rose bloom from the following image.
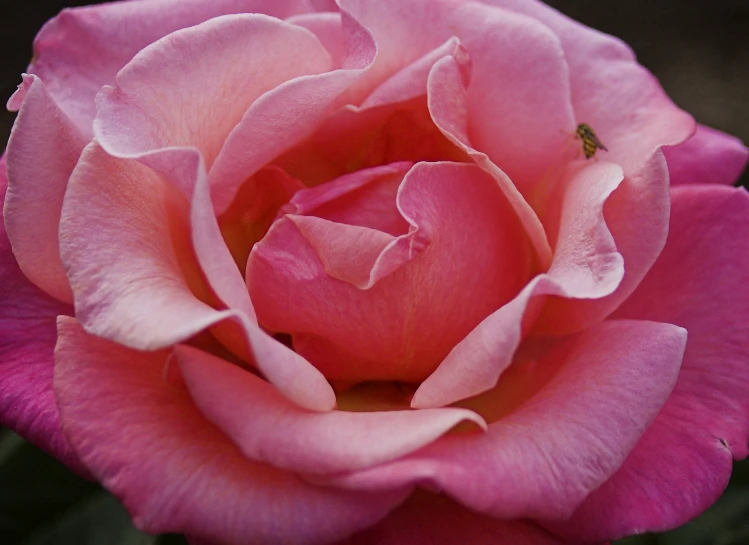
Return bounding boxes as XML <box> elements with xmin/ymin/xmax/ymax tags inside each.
<box><xmin>1</xmin><ymin>0</ymin><xmax>749</xmax><ymax>544</ymax></box>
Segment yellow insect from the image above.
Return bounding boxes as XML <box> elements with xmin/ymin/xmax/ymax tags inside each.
<box><xmin>575</xmin><ymin>123</ymin><xmax>608</xmax><ymax>159</ymax></box>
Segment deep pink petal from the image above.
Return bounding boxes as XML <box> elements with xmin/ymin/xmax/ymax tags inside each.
<box><xmin>177</xmin><ymin>344</ymin><xmax>485</xmax><ymax>475</ymax></box>
<box><xmin>94</xmin><ymin>13</ymin><xmax>333</xmax><ymax>187</ymax></box>
<box><xmin>338</xmin><ymin>492</ymin><xmax>578</xmax><ymax>545</ymax></box>
<box><xmin>207</xmin><ymin>11</ymin><xmax>377</xmax><ymax>213</ymax></box>
<box><xmin>0</xmin><ymin>157</ymin><xmax>86</xmax><ymax>475</ymax></box>
<box><xmin>59</xmin><ymin>143</ymin><xmax>333</xmax><ymax>411</ymax></box>
<box><xmin>482</xmin><ymin>0</ymin><xmax>695</xmax><ymax>175</ymax></box>
<box><xmin>665</xmin><ymin>124</ymin><xmax>749</xmax><ymax>186</ymax></box>
<box><xmin>413</xmin><ymin>161</ymin><xmax>624</xmax><ymax>408</ymax></box>
<box><xmin>548</xmin><ymin>185</ymin><xmax>749</xmax><ymax>541</ymax></box>
<box><xmin>248</xmin><ymin>162</ymin><xmax>530</xmax><ymax>383</ymax></box>
<box><xmin>54</xmin><ymin>318</ymin><xmax>408</xmax><ymax>545</ymax></box>
<box><xmin>23</xmin><ymin>0</ymin><xmax>322</xmax><ymax>134</ymax></box>
<box><xmin>4</xmin><ymin>75</ymin><xmax>86</xmax><ymax>303</ymax></box>
<box><xmin>327</xmin><ymin>320</ymin><xmax>686</xmax><ymax>522</ymax></box>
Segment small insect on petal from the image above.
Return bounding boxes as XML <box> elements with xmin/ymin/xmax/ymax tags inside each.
<box><xmin>576</xmin><ymin>123</ymin><xmax>608</xmax><ymax>159</ymax></box>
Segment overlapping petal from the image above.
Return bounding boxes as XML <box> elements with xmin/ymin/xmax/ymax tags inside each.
<box><xmin>0</xmin><ymin>158</ymin><xmax>85</xmax><ymax>475</ymax></box>
<box><xmin>548</xmin><ymin>185</ymin><xmax>749</xmax><ymax>542</ymax></box>
<box><xmin>4</xmin><ymin>75</ymin><xmax>86</xmax><ymax>303</ymax></box>
<box><xmin>55</xmin><ymin>318</ymin><xmax>408</xmax><ymax>545</ymax></box>
<box><xmin>248</xmin><ymin>161</ymin><xmax>530</xmax><ymax>383</ymax></box>
<box><xmin>326</xmin><ymin>320</ymin><xmax>686</xmax><ymax>522</ymax></box>
<box><xmin>178</xmin><ymin>344</ymin><xmax>485</xmax><ymax>475</ymax></box>
<box><xmin>24</xmin><ymin>0</ymin><xmax>323</xmax><ymax>134</ymax></box>
<box><xmin>59</xmin><ymin>143</ymin><xmax>333</xmax><ymax>411</ymax></box>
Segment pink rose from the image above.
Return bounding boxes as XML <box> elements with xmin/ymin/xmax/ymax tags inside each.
<box><xmin>2</xmin><ymin>0</ymin><xmax>748</xmax><ymax>543</ymax></box>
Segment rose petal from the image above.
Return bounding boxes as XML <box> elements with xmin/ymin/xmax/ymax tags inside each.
<box><xmin>339</xmin><ymin>491</ymin><xmax>578</xmax><ymax>545</ymax></box>
<box><xmin>94</xmin><ymin>13</ymin><xmax>333</xmax><ymax>195</ymax></box>
<box><xmin>427</xmin><ymin>54</ymin><xmax>552</xmax><ymax>269</ymax></box>
<box><xmin>23</xmin><ymin>0</ymin><xmax>322</xmax><ymax>133</ymax></box>
<box><xmin>327</xmin><ymin>320</ymin><xmax>686</xmax><ymax>522</ymax></box>
<box><xmin>287</xmin><ymin>12</ymin><xmax>347</xmax><ymax>69</ymax></box>
<box><xmin>0</xmin><ymin>157</ymin><xmax>86</xmax><ymax>475</ymax></box>
<box><xmin>413</xmin><ymin>160</ymin><xmax>624</xmax><ymax>407</ymax></box>
<box><xmin>177</xmin><ymin>344</ymin><xmax>485</xmax><ymax>475</ymax></box>
<box><xmin>248</xmin><ymin>162</ymin><xmax>530</xmax><ymax>383</ymax></box>
<box><xmin>547</xmin><ymin>184</ymin><xmax>749</xmax><ymax>541</ymax></box>
<box><xmin>55</xmin><ymin>318</ymin><xmax>408</xmax><ymax>545</ymax></box>
<box><xmin>207</xmin><ymin>10</ymin><xmax>377</xmax><ymax>213</ymax></box>
<box><xmin>482</xmin><ymin>0</ymin><xmax>695</xmax><ymax>175</ymax></box>
<box><xmin>59</xmin><ymin>143</ymin><xmax>334</xmax><ymax>411</ymax></box>
<box><xmin>664</xmin><ymin>123</ymin><xmax>749</xmax><ymax>186</ymax></box>
<box><xmin>533</xmin><ymin>150</ymin><xmax>672</xmax><ymax>334</ymax></box>
<box><xmin>4</xmin><ymin>75</ymin><xmax>86</xmax><ymax>303</ymax></box>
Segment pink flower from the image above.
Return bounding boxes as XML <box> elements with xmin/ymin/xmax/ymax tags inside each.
<box><xmin>1</xmin><ymin>1</ymin><xmax>748</xmax><ymax>543</ymax></box>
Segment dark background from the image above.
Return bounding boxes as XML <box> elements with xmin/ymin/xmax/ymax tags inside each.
<box><xmin>1</xmin><ymin>1</ymin><xmax>748</xmax><ymax>544</ymax></box>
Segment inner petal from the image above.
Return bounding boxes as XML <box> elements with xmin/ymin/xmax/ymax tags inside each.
<box><xmin>247</xmin><ymin>161</ymin><xmax>532</xmax><ymax>384</ymax></box>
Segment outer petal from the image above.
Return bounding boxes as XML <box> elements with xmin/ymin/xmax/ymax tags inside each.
<box><xmin>54</xmin><ymin>318</ymin><xmax>408</xmax><ymax>545</ymax></box>
<box><xmin>248</xmin><ymin>162</ymin><xmax>530</xmax><ymax>383</ymax></box>
<box><xmin>59</xmin><ymin>143</ymin><xmax>334</xmax><ymax>411</ymax></box>
<box><xmin>23</xmin><ymin>0</ymin><xmax>322</xmax><ymax>134</ymax></box>
<box><xmin>0</xmin><ymin>157</ymin><xmax>86</xmax><ymax>475</ymax></box>
<box><xmin>325</xmin><ymin>320</ymin><xmax>686</xmax><ymax>522</ymax></box>
<box><xmin>483</xmin><ymin>0</ymin><xmax>695</xmax><ymax>175</ymax></box>
<box><xmin>94</xmin><ymin>13</ymin><xmax>333</xmax><ymax>185</ymax></box>
<box><xmin>4</xmin><ymin>75</ymin><xmax>86</xmax><ymax>303</ymax></box>
<box><xmin>338</xmin><ymin>492</ymin><xmax>580</xmax><ymax>545</ymax></box>
<box><xmin>178</xmin><ymin>345</ymin><xmax>485</xmax><ymax>475</ymax></box>
<box><xmin>548</xmin><ymin>185</ymin><xmax>749</xmax><ymax>541</ymax></box>
<box><xmin>664</xmin><ymin>124</ymin><xmax>749</xmax><ymax>186</ymax></box>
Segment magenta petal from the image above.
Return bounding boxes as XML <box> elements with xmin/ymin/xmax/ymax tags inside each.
<box><xmin>329</xmin><ymin>320</ymin><xmax>686</xmax><ymax>522</ymax></box>
<box><xmin>339</xmin><ymin>492</ymin><xmax>578</xmax><ymax>545</ymax></box>
<box><xmin>665</xmin><ymin>124</ymin><xmax>749</xmax><ymax>186</ymax></box>
<box><xmin>548</xmin><ymin>185</ymin><xmax>749</xmax><ymax>541</ymax></box>
<box><xmin>178</xmin><ymin>344</ymin><xmax>485</xmax><ymax>475</ymax></box>
<box><xmin>4</xmin><ymin>75</ymin><xmax>86</xmax><ymax>303</ymax></box>
<box><xmin>27</xmin><ymin>0</ymin><xmax>321</xmax><ymax>134</ymax></box>
<box><xmin>55</xmin><ymin>318</ymin><xmax>408</xmax><ymax>545</ymax></box>
<box><xmin>0</xmin><ymin>158</ymin><xmax>86</xmax><ymax>475</ymax></box>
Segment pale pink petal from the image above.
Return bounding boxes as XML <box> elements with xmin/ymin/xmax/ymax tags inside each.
<box><xmin>328</xmin><ymin>320</ymin><xmax>686</xmax><ymax>522</ymax></box>
<box><xmin>208</xmin><ymin>10</ymin><xmax>377</xmax><ymax>213</ymax></box>
<box><xmin>481</xmin><ymin>0</ymin><xmax>695</xmax><ymax>175</ymax></box>
<box><xmin>24</xmin><ymin>0</ymin><xmax>322</xmax><ymax>133</ymax></box>
<box><xmin>54</xmin><ymin>318</ymin><xmax>407</xmax><ymax>545</ymax></box>
<box><xmin>339</xmin><ymin>492</ymin><xmax>579</xmax><ymax>545</ymax></box>
<box><xmin>427</xmin><ymin>54</ymin><xmax>552</xmax><ymax>269</ymax></box>
<box><xmin>413</xmin><ymin>161</ymin><xmax>624</xmax><ymax>408</ymax></box>
<box><xmin>177</xmin><ymin>344</ymin><xmax>485</xmax><ymax>475</ymax></box>
<box><xmin>94</xmin><ymin>13</ymin><xmax>333</xmax><ymax>190</ymax></box>
<box><xmin>547</xmin><ymin>185</ymin><xmax>749</xmax><ymax>541</ymax></box>
<box><xmin>451</xmin><ymin>2</ymin><xmax>576</xmax><ymax>195</ymax></box>
<box><xmin>59</xmin><ymin>143</ymin><xmax>333</xmax><ymax>411</ymax></box>
<box><xmin>665</xmin><ymin>124</ymin><xmax>749</xmax><ymax>186</ymax></box>
<box><xmin>4</xmin><ymin>75</ymin><xmax>86</xmax><ymax>303</ymax></box>
<box><xmin>0</xmin><ymin>158</ymin><xmax>86</xmax><ymax>475</ymax></box>
<box><xmin>248</xmin><ymin>162</ymin><xmax>530</xmax><ymax>383</ymax></box>
<box><xmin>287</xmin><ymin>12</ymin><xmax>347</xmax><ymax>69</ymax></box>
<box><xmin>533</xmin><ymin>150</ymin><xmax>672</xmax><ymax>334</ymax></box>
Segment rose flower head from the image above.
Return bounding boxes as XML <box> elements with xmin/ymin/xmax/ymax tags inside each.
<box><xmin>1</xmin><ymin>1</ymin><xmax>748</xmax><ymax>544</ymax></box>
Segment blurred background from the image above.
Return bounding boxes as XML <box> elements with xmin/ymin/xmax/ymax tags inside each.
<box><xmin>1</xmin><ymin>1</ymin><xmax>748</xmax><ymax>544</ymax></box>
